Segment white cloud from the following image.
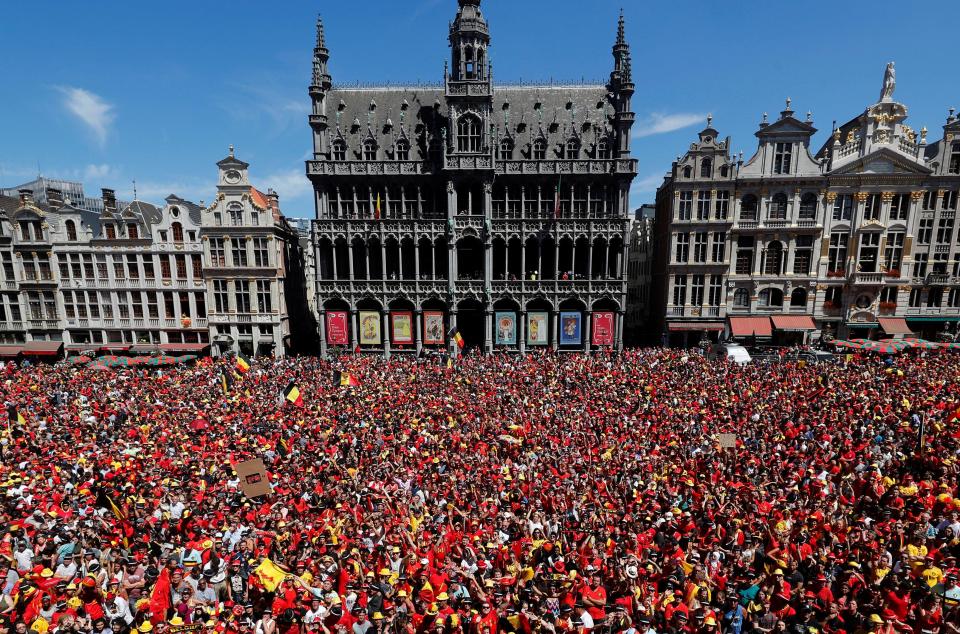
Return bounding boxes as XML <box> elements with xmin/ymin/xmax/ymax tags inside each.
<box><xmin>82</xmin><ymin>163</ymin><xmax>115</xmax><ymax>181</ymax></box>
<box><xmin>634</xmin><ymin>112</ymin><xmax>706</xmax><ymax>139</ymax></box>
<box><xmin>130</xmin><ymin>179</ymin><xmax>217</xmax><ymax>205</ymax></box>
<box><xmin>220</xmin><ymin>83</ymin><xmax>309</xmax><ymax>134</ymax></box>
<box><xmin>628</xmin><ymin>173</ymin><xmax>666</xmax><ymax>208</ymax></box>
<box><xmin>259</xmin><ymin>169</ymin><xmax>313</xmax><ymax>201</ymax></box>
<box><xmin>57</xmin><ymin>87</ymin><xmax>115</xmax><ymax>146</ymax></box>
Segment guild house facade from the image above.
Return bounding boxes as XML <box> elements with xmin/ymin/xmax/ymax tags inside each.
<box><xmin>307</xmin><ymin>0</ymin><xmax>637</xmax><ymax>355</ymax></box>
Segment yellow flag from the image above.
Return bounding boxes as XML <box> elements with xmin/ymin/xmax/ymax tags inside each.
<box><xmin>254</xmin><ymin>558</ymin><xmax>288</xmax><ymax>592</ymax></box>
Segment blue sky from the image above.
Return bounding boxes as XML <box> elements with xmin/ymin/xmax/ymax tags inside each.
<box><xmin>0</xmin><ymin>0</ymin><xmax>956</xmax><ymax>218</ymax></box>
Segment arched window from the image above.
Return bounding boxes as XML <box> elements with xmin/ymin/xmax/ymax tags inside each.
<box><xmin>790</xmin><ymin>288</ymin><xmax>808</xmax><ymax>307</ymax></box>
<box><xmin>171</xmin><ymin>222</ymin><xmax>184</xmax><ymax>242</ymax></box>
<box><xmin>476</xmin><ymin>49</ymin><xmax>485</xmax><ymax>80</ymax></box>
<box><xmin>457</xmin><ymin>114</ymin><xmax>482</xmax><ymax>153</ymax></box>
<box><xmin>228</xmin><ymin>204</ymin><xmax>243</xmax><ymax>227</ymax></box>
<box><xmin>799</xmin><ymin>193</ymin><xmax>817</xmax><ymax>219</ymax></box>
<box><xmin>769</xmin><ymin>193</ymin><xmax>788</xmax><ymax>220</ymax></box>
<box><xmin>764</xmin><ymin>241</ymin><xmax>784</xmax><ymax>275</ymax></box>
<box><xmin>464</xmin><ymin>46</ymin><xmax>475</xmax><ymax>80</ymax></box>
<box><xmin>596</xmin><ymin>138</ymin><xmax>611</xmax><ymax>160</ymax></box>
<box><xmin>565</xmin><ymin>138</ymin><xmax>580</xmax><ymax>160</ymax></box>
<box><xmin>950</xmin><ymin>142</ymin><xmax>960</xmax><ymax>175</ymax></box>
<box><xmin>332</xmin><ymin>140</ymin><xmax>347</xmax><ymax>161</ymax></box>
<box><xmin>740</xmin><ymin>194</ymin><xmax>759</xmax><ymax>220</ymax></box>
<box><xmin>65</xmin><ymin>220</ymin><xmax>77</xmax><ymax>241</ymax></box>
<box><xmin>700</xmin><ymin>158</ymin><xmax>712</xmax><ymax>178</ymax></box>
<box><xmin>720</xmin><ymin>165</ymin><xmax>729</xmax><ymax>177</ymax></box>
<box><xmin>396</xmin><ymin>140</ymin><xmax>410</xmax><ymax>161</ymax></box>
<box><xmin>499</xmin><ymin>138</ymin><xmax>514</xmax><ymax>160</ymax></box>
<box><xmin>682</xmin><ymin>166</ymin><xmax>692</xmax><ymax>178</ymax></box>
<box><xmin>363</xmin><ymin>140</ymin><xmax>378</xmax><ymax>161</ymax></box>
<box><xmin>734</xmin><ymin>288</ymin><xmax>750</xmax><ymax>307</ymax></box>
<box><xmin>532</xmin><ymin>138</ymin><xmax>547</xmax><ymax>161</ymax></box>
<box><xmin>758</xmin><ymin>288</ymin><xmax>783</xmax><ymax>307</ymax></box>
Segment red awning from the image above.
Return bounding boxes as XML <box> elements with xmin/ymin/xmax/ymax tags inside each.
<box><xmin>100</xmin><ymin>345</ymin><xmax>131</xmax><ymax>352</ymax></box>
<box><xmin>159</xmin><ymin>343</ymin><xmax>210</xmax><ymax>352</ymax></box>
<box><xmin>729</xmin><ymin>316</ymin><xmax>772</xmax><ymax>337</ymax></box>
<box><xmin>668</xmin><ymin>322</ymin><xmax>725</xmax><ymax>332</ymax></box>
<box><xmin>21</xmin><ymin>341</ymin><xmax>64</xmax><ymax>356</ymax></box>
<box><xmin>0</xmin><ymin>345</ymin><xmax>23</xmax><ymax>358</ymax></box>
<box><xmin>771</xmin><ymin>315</ymin><xmax>817</xmax><ymax>331</ymax></box>
<box><xmin>879</xmin><ymin>318</ymin><xmax>913</xmax><ymax>335</ymax></box>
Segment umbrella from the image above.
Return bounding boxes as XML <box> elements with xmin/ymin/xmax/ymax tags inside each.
<box><xmin>65</xmin><ymin>355</ymin><xmax>92</xmax><ymax>366</ymax></box>
<box><xmin>877</xmin><ymin>339</ymin><xmax>912</xmax><ymax>351</ymax></box>
<box><xmin>849</xmin><ymin>338</ymin><xmax>878</xmax><ymax>347</ymax></box>
<box><xmin>939</xmin><ymin>342</ymin><xmax>960</xmax><ymax>350</ymax></box>
<box><xmin>865</xmin><ymin>341</ymin><xmax>906</xmax><ymax>354</ymax></box>
<box><xmin>139</xmin><ymin>355</ymin><xmax>178</xmax><ymax>366</ymax></box>
<box><xmin>831</xmin><ymin>340</ymin><xmax>867</xmax><ymax>350</ymax></box>
<box><xmin>98</xmin><ymin>355</ymin><xmax>132</xmax><ymax>367</ymax></box>
<box><xmin>901</xmin><ymin>338</ymin><xmax>941</xmax><ymax>349</ymax></box>
<box><xmin>87</xmin><ymin>362</ymin><xmax>112</xmax><ymax>371</ymax></box>
<box><xmin>175</xmin><ymin>355</ymin><xmax>198</xmax><ymax>363</ymax></box>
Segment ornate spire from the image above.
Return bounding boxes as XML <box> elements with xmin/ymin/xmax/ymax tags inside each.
<box><xmin>616</xmin><ymin>9</ymin><xmax>626</xmax><ymax>47</ymax></box>
<box><xmin>611</xmin><ymin>10</ymin><xmax>632</xmax><ymax>85</ymax></box>
<box><xmin>315</xmin><ymin>16</ymin><xmax>326</xmax><ymax>49</ymax></box>
<box><xmin>311</xmin><ymin>15</ymin><xmax>332</xmax><ymax>91</ymax></box>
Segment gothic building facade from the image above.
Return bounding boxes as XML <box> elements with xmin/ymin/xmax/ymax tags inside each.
<box><xmin>307</xmin><ymin>0</ymin><xmax>636</xmax><ymax>355</ymax></box>
<box><xmin>651</xmin><ymin>66</ymin><xmax>960</xmax><ymax>346</ymax></box>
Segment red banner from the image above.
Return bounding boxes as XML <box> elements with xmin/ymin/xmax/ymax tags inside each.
<box><xmin>326</xmin><ymin>311</ymin><xmax>349</xmax><ymax>345</ymax></box>
<box><xmin>592</xmin><ymin>312</ymin><xmax>614</xmax><ymax>346</ymax></box>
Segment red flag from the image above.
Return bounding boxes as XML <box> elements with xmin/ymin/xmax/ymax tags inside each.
<box><xmin>149</xmin><ymin>567</ymin><xmax>172</xmax><ymax>624</ymax></box>
<box><xmin>21</xmin><ymin>591</ymin><xmax>44</xmax><ymax>625</ymax></box>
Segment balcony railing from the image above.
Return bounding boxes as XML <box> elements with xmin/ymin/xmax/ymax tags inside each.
<box><xmin>926</xmin><ymin>273</ymin><xmax>950</xmax><ymax>285</ymax></box>
<box><xmin>667</xmin><ymin>305</ymin><xmax>726</xmax><ymax>318</ymax></box>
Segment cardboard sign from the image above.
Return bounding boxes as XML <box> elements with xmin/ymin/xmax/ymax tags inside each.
<box><xmin>235</xmin><ymin>458</ymin><xmax>272</xmax><ymax>498</ymax></box>
<box><xmin>717</xmin><ymin>433</ymin><xmax>737</xmax><ymax>449</ymax></box>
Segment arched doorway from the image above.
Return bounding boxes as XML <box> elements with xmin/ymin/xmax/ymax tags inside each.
<box><xmin>492</xmin><ymin>236</ymin><xmax>506</xmax><ymax>280</ymax></box>
<box><xmin>457</xmin><ymin>235</ymin><xmax>484</xmax><ymax>280</ymax></box>
<box><xmin>456</xmin><ymin>298</ymin><xmax>486</xmax><ymax>350</ymax></box>
<box><xmin>352</xmin><ymin>236</ymin><xmax>367</xmax><ymax>280</ymax></box>
<box><xmin>525</xmin><ymin>235</ymin><xmax>541</xmax><ymax>279</ymax></box>
<box><xmin>368</xmin><ymin>235</ymin><xmax>383</xmax><ymax>279</ymax></box>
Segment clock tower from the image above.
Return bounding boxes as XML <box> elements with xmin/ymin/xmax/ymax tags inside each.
<box><xmin>216</xmin><ymin>145</ymin><xmax>250</xmax><ymax>191</ymax></box>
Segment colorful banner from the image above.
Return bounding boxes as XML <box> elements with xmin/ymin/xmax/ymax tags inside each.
<box><xmin>495</xmin><ymin>312</ymin><xmax>517</xmax><ymax>345</ymax></box>
<box><xmin>359</xmin><ymin>311</ymin><xmax>382</xmax><ymax>345</ymax></box>
<box><xmin>559</xmin><ymin>312</ymin><xmax>582</xmax><ymax>345</ymax></box>
<box><xmin>592</xmin><ymin>312</ymin><xmax>614</xmax><ymax>346</ymax></box>
<box><xmin>526</xmin><ymin>312</ymin><xmax>549</xmax><ymax>346</ymax></box>
<box><xmin>423</xmin><ymin>311</ymin><xmax>445</xmax><ymax>345</ymax></box>
<box><xmin>391</xmin><ymin>311</ymin><xmax>413</xmax><ymax>344</ymax></box>
<box><xmin>326</xmin><ymin>311</ymin><xmax>349</xmax><ymax>346</ymax></box>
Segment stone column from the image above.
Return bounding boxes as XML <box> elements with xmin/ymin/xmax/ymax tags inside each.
<box><xmin>615</xmin><ymin>309</ymin><xmax>625</xmax><ymax>351</ymax></box>
<box><xmin>551</xmin><ymin>311</ymin><xmax>559</xmax><ymax>351</ymax></box>
<box><xmin>584</xmin><ymin>310</ymin><xmax>592</xmax><ymax>353</ymax></box>
<box><xmin>415</xmin><ymin>310</ymin><xmax>423</xmax><ymax>355</ymax></box>
<box><xmin>350</xmin><ymin>308</ymin><xmax>359</xmax><ymax>351</ymax></box>
<box><xmin>319</xmin><ymin>308</ymin><xmax>328</xmax><ymax>358</ymax></box>
<box><xmin>449</xmin><ymin>309</ymin><xmax>459</xmax><ymax>358</ymax></box>
<box><xmin>519</xmin><ymin>310</ymin><xmax>526</xmax><ymax>354</ymax></box>
<box><xmin>382</xmin><ymin>308</ymin><xmax>391</xmax><ymax>359</ymax></box>
<box><xmin>484</xmin><ymin>309</ymin><xmax>493</xmax><ymax>353</ymax></box>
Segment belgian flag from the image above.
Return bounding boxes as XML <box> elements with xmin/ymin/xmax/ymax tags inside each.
<box><xmin>221</xmin><ymin>369</ymin><xmax>234</xmax><ymax>395</ymax></box>
<box><xmin>235</xmin><ymin>353</ymin><xmax>252</xmax><ymax>374</ymax></box>
<box><xmin>332</xmin><ymin>371</ymin><xmax>360</xmax><ymax>387</ymax></box>
<box><xmin>6</xmin><ymin>404</ymin><xmax>25</xmax><ymax>426</ymax></box>
<box><xmin>442</xmin><ymin>355</ymin><xmax>453</xmax><ymax>369</ymax></box>
<box><xmin>284</xmin><ymin>382</ymin><xmax>304</xmax><ymax>407</ymax></box>
<box><xmin>95</xmin><ymin>488</ymin><xmax>127</xmax><ymax>521</ymax></box>
<box><xmin>448</xmin><ymin>327</ymin><xmax>465</xmax><ymax>350</ymax></box>
<box><xmin>278</xmin><ymin>437</ymin><xmax>290</xmax><ymax>458</ymax></box>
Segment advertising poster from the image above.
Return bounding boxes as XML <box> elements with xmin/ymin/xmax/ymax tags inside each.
<box><xmin>592</xmin><ymin>312</ymin><xmax>614</xmax><ymax>346</ymax></box>
<box><xmin>495</xmin><ymin>311</ymin><xmax>517</xmax><ymax>345</ymax></box>
<box><xmin>326</xmin><ymin>311</ymin><xmax>349</xmax><ymax>346</ymax></box>
<box><xmin>559</xmin><ymin>311</ymin><xmax>582</xmax><ymax>345</ymax></box>
<box><xmin>423</xmin><ymin>311</ymin><xmax>445</xmax><ymax>345</ymax></box>
<box><xmin>526</xmin><ymin>312</ymin><xmax>549</xmax><ymax>346</ymax></box>
<box><xmin>359</xmin><ymin>311</ymin><xmax>382</xmax><ymax>345</ymax></box>
<box><xmin>391</xmin><ymin>311</ymin><xmax>414</xmax><ymax>344</ymax></box>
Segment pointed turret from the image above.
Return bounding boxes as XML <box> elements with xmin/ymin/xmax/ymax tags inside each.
<box><xmin>311</xmin><ymin>16</ymin><xmax>332</xmax><ymax>93</ymax></box>
<box><xmin>309</xmin><ymin>15</ymin><xmax>333</xmax><ymax>159</ymax></box>
<box><xmin>609</xmin><ymin>10</ymin><xmax>635</xmax><ymax>157</ymax></box>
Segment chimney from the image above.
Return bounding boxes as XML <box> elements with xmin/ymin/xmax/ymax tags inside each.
<box><xmin>101</xmin><ymin>188</ymin><xmax>117</xmax><ymax>213</ymax></box>
<box><xmin>267</xmin><ymin>188</ymin><xmax>280</xmax><ymax>210</ymax></box>
<box><xmin>46</xmin><ymin>188</ymin><xmax>64</xmax><ymax>208</ymax></box>
<box><xmin>18</xmin><ymin>189</ymin><xmax>33</xmax><ymax>205</ymax></box>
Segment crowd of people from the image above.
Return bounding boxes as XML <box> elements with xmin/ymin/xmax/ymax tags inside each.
<box><xmin>2</xmin><ymin>348</ymin><xmax>960</xmax><ymax>634</ymax></box>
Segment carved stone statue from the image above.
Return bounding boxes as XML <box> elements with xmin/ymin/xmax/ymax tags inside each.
<box><xmin>880</xmin><ymin>62</ymin><xmax>896</xmax><ymax>102</ymax></box>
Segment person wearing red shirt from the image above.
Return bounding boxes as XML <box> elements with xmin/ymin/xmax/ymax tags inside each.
<box><xmin>579</xmin><ymin>572</ymin><xmax>606</xmax><ymax>624</ymax></box>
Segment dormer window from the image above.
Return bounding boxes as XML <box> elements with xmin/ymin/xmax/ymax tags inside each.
<box><xmin>363</xmin><ymin>140</ymin><xmax>378</xmax><ymax>161</ymax></box>
<box><xmin>565</xmin><ymin>139</ymin><xmax>580</xmax><ymax>160</ymax></box>
<box><xmin>105</xmin><ymin>224</ymin><xmax>116</xmax><ymax>240</ymax></box>
<box><xmin>396</xmin><ymin>140</ymin><xmax>410</xmax><ymax>161</ymax></box>
<box><xmin>333</xmin><ymin>140</ymin><xmax>347</xmax><ymax>161</ymax></box>
<box><xmin>65</xmin><ymin>220</ymin><xmax>77</xmax><ymax>242</ymax></box>
<box><xmin>532</xmin><ymin>138</ymin><xmax>547</xmax><ymax>161</ymax></box>
<box><xmin>700</xmin><ymin>158</ymin><xmax>712</xmax><ymax>178</ymax></box>
<box><xmin>457</xmin><ymin>114</ymin><xmax>482</xmax><ymax>153</ymax></box>
<box><xmin>950</xmin><ymin>142</ymin><xmax>960</xmax><ymax>174</ymax></box>
<box><xmin>127</xmin><ymin>223</ymin><xmax>139</xmax><ymax>239</ymax></box>
<box><xmin>499</xmin><ymin>139</ymin><xmax>514</xmax><ymax>160</ymax></box>
<box><xmin>682</xmin><ymin>166</ymin><xmax>692</xmax><ymax>178</ymax></box>
<box><xmin>172</xmin><ymin>222</ymin><xmax>184</xmax><ymax>242</ymax></box>
<box><xmin>597</xmin><ymin>138</ymin><xmax>611</xmax><ymax>160</ymax></box>
<box><xmin>773</xmin><ymin>142</ymin><xmax>792</xmax><ymax>174</ymax></box>
<box><xmin>228</xmin><ymin>204</ymin><xmax>243</xmax><ymax>227</ymax></box>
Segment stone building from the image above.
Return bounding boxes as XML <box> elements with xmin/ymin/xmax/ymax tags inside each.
<box><xmin>307</xmin><ymin>0</ymin><xmax>636</xmax><ymax>355</ymax></box>
<box><xmin>651</xmin><ymin>65</ymin><xmax>960</xmax><ymax>346</ymax></box>
<box><xmin>0</xmin><ymin>186</ymin><xmax>210</xmax><ymax>353</ymax></box>
<box><xmin>625</xmin><ymin>206</ymin><xmax>654</xmax><ymax>346</ymax></box>
<box><xmin>201</xmin><ymin>149</ymin><xmax>305</xmax><ymax>357</ymax></box>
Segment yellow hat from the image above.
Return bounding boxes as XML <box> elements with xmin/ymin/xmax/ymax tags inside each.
<box><xmin>774</xmin><ymin>569</ymin><xmax>784</xmax><ymax>575</ymax></box>
<box><xmin>138</xmin><ymin>623</ymin><xmax>154</xmax><ymax>633</ymax></box>
<box><xmin>705</xmin><ymin>617</ymin><xmax>717</xmax><ymax>627</ymax></box>
<box><xmin>40</xmin><ymin>568</ymin><xmax>54</xmax><ymax>578</ymax></box>
<box><xmin>437</xmin><ymin>592</ymin><xmax>449</xmax><ymax>601</ymax></box>
<box><xmin>372</xmin><ymin>613</ymin><xmax>385</xmax><ymax>621</ymax></box>
<box><xmin>30</xmin><ymin>619</ymin><xmax>49</xmax><ymax>634</ymax></box>
<box><xmin>67</xmin><ymin>597</ymin><xmax>82</xmax><ymax>609</ymax></box>
<box><xmin>870</xmin><ymin>615</ymin><xmax>884</xmax><ymax>625</ymax></box>
<box><xmin>169</xmin><ymin>617</ymin><xmax>185</xmax><ymax>627</ymax></box>
<box><xmin>397</xmin><ymin>590</ymin><xmax>408</xmax><ymax>598</ymax></box>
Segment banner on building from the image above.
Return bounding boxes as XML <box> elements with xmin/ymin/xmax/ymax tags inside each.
<box><xmin>423</xmin><ymin>311</ymin><xmax>445</xmax><ymax>345</ymax></box>
<box><xmin>526</xmin><ymin>312</ymin><xmax>549</xmax><ymax>346</ymax></box>
<box><xmin>326</xmin><ymin>311</ymin><xmax>349</xmax><ymax>346</ymax></box>
<box><xmin>359</xmin><ymin>311</ymin><xmax>382</xmax><ymax>345</ymax></box>
<box><xmin>559</xmin><ymin>312</ymin><xmax>582</xmax><ymax>345</ymax></box>
<box><xmin>495</xmin><ymin>312</ymin><xmax>517</xmax><ymax>345</ymax></box>
<box><xmin>592</xmin><ymin>312</ymin><xmax>615</xmax><ymax>346</ymax></box>
<box><xmin>391</xmin><ymin>311</ymin><xmax>414</xmax><ymax>344</ymax></box>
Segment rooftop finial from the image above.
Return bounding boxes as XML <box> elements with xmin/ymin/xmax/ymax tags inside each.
<box><xmin>806</xmin><ymin>110</ymin><xmax>813</xmax><ymax>122</ymax></box>
<box><xmin>132</xmin><ymin>179</ymin><xmax>137</xmax><ymax>201</ymax></box>
<box><xmin>229</xmin><ymin>144</ymin><xmax>234</xmax><ymax>158</ymax></box>
<box><xmin>707</xmin><ymin>113</ymin><xmax>713</xmax><ymax>127</ymax></box>
<box><xmin>786</xmin><ymin>97</ymin><xmax>791</xmax><ymax>109</ymax></box>
<box><xmin>880</xmin><ymin>61</ymin><xmax>896</xmax><ymax>102</ymax></box>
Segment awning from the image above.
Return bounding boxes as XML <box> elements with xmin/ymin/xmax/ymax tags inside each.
<box><xmin>100</xmin><ymin>345</ymin><xmax>131</xmax><ymax>352</ymax></box>
<box><xmin>879</xmin><ymin>318</ymin><xmax>913</xmax><ymax>335</ymax></box>
<box><xmin>21</xmin><ymin>341</ymin><xmax>64</xmax><ymax>356</ymax></box>
<box><xmin>0</xmin><ymin>345</ymin><xmax>23</xmax><ymax>358</ymax></box>
<box><xmin>129</xmin><ymin>344</ymin><xmax>160</xmax><ymax>355</ymax></box>
<box><xmin>729</xmin><ymin>316</ymin><xmax>772</xmax><ymax>337</ymax></box>
<box><xmin>906</xmin><ymin>316</ymin><xmax>960</xmax><ymax>322</ymax></box>
<box><xmin>667</xmin><ymin>322</ymin><xmax>725</xmax><ymax>332</ymax></box>
<box><xmin>158</xmin><ymin>343</ymin><xmax>210</xmax><ymax>352</ymax></box>
<box><xmin>771</xmin><ymin>315</ymin><xmax>816</xmax><ymax>331</ymax></box>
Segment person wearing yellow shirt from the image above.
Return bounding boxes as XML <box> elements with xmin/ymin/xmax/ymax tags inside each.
<box><xmin>906</xmin><ymin>536</ymin><xmax>928</xmax><ymax>571</ymax></box>
<box><xmin>921</xmin><ymin>557</ymin><xmax>944</xmax><ymax>588</ymax></box>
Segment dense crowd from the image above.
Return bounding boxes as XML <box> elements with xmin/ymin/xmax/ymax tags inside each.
<box><xmin>2</xmin><ymin>348</ymin><xmax>960</xmax><ymax>634</ymax></box>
